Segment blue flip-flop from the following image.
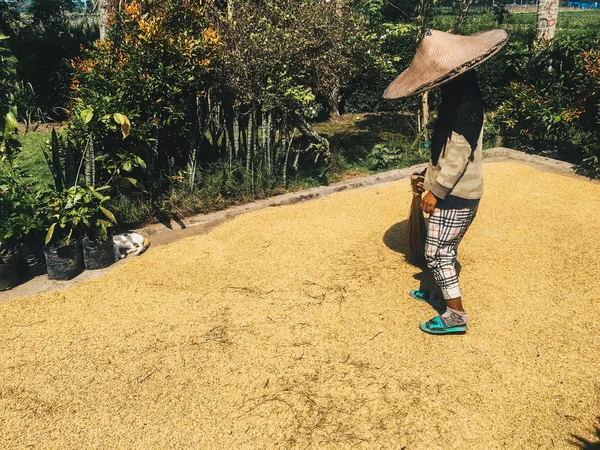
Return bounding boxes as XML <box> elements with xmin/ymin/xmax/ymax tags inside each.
<box><xmin>419</xmin><ymin>316</ymin><xmax>467</xmax><ymax>335</ymax></box>
<box><xmin>410</xmin><ymin>289</ymin><xmax>446</xmax><ymax>309</ymax></box>
<box><xmin>409</xmin><ymin>289</ymin><xmax>431</xmax><ymax>302</ymax></box>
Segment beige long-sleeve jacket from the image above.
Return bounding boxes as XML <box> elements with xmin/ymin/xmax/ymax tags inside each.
<box><xmin>423</xmin><ymin>126</ymin><xmax>484</xmax><ymax>201</ymax></box>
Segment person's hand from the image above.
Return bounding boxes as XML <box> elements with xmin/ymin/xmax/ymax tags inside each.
<box><xmin>421</xmin><ymin>191</ymin><xmax>437</xmax><ymax>214</ymax></box>
<box><xmin>410</xmin><ymin>175</ymin><xmax>425</xmax><ymax>194</ymax></box>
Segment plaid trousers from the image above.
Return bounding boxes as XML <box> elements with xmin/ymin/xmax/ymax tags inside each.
<box><xmin>424</xmin><ymin>205</ymin><xmax>478</xmax><ymax>300</ymax></box>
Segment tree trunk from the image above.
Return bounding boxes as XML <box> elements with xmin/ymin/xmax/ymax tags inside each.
<box><xmin>421</xmin><ymin>92</ymin><xmax>429</xmax><ymax>141</ymax></box>
<box><xmin>187</xmin><ymin>97</ymin><xmax>200</xmax><ymax>189</ymax></box>
<box><xmin>416</xmin><ymin>0</ymin><xmax>432</xmax><ymax>133</ymax></box>
<box><xmin>240</xmin><ymin>115</ymin><xmax>247</xmax><ymax>168</ymax></box>
<box><xmin>252</xmin><ymin>106</ymin><xmax>258</xmax><ymax>193</ymax></box>
<box><xmin>416</xmin><ymin>0</ymin><xmax>426</xmax><ymax>43</ymax></box>
<box><xmin>282</xmin><ymin>127</ymin><xmax>295</xmax><ymax>188</ymax></box>
<box><xmin>233</xmin><ymin>105</ymin><xmax>240</xmax><ymax>159</ymax></box>
<box><xmin>449</xmin><ymin>0</ymin><xmax>474</xmax><ymax>33</ymax></box>
<box><xmin>227</xmin><ymin>0</ymin><xmax>234</xmax><ymax>21</ymax></box>
<box><xmin>295</xmin><ymin>114</ymin><xmax>330</xmax><ymax>159</ymax></box>
<box><xmin>223</xmin><ymin>93</ymin><xmax>235</xmax><ymax>171</ymax></box>
<box><xmin>330</xmin><ymin>85</ymin><xmax>341</xmax><ymax>117</ymax></box>
<box><xmin>261</xmin><ymin>108</ymin><xmax>268</xmax><ymax>172</ymax></box>
<box><xmin>146</xmin><ymin>129</ymin><xmax>159</xmax><ymax>199</ymax></box>
<box><xmin>535</xmin><ymin>0</ymin><xmax>559</xmax><ymax>44</ymax></box>
<box><xmin>207</xmin><ymin>91</ymin><xmax>223</xmax><ymax>155</ymax></box>
<box><xmin>267</xmin><ymin>112</ymin><xmax>274</xmax><ymax>174</ymax></box>
<box><xmin>98</xmin><ymin>0</ymin><xmax>109</xmax><ymax>41</ymax></box>
<box><xmin>328</xmin><ymin>0</ymin><xmax>343</xmax><ymax>117</ymax></box>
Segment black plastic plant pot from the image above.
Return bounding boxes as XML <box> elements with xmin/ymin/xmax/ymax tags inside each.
<box><xmin>17</xmin><ymin>239</ymin><xmax>47</xmax><ymax>279</ymax></box>
<box><xmin>0</xmin><ymin>248</ymin><xmax>20</xmax><ymax>291</ymax></box>
<box><xmin>82</xmin><ymin>237</ymin><xmax>116</xmax><ymax>270</ymax></box>
<box><xmin>44</xmin><ymin>241</ymin><xmax>84</xmax><ymax>281</ymax></box>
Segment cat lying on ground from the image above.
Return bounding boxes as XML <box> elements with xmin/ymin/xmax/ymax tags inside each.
<box><xmin>113</xmin><ymin>233</ymin><xmax>151</xmax><ymax>259</ymax></box>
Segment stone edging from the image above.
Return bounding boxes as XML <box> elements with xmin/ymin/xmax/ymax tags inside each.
<box><xmin>482</xmin><ymin>147</ymin><xmax>573</xmax><ymax>172</ymax></box>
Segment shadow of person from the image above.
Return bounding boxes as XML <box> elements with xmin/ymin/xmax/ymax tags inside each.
<box><xmin>572</xmin><ymin>422</ymin><xmax>600</xmax><ymax>449</ymax></box>
<box><xmin>383</xmin><ymin>220</ymin><xmax>462</xmax><ymax>314</ymax></box>
<box><xmin>382</xmin><ymin>220</ymin><xmax>410</xmax><ymax>255</ymax></box>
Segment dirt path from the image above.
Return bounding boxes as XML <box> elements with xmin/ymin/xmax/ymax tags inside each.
<box><xmin>1</xmin><ymin>161</ymin><xmax>599</xmax><ymax>449</ymax></box>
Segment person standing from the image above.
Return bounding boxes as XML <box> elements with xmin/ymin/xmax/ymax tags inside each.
<box><xmin>383</xmin><ymin>29</ymin><xmax>509</xmax><ymax>334</ymax></box>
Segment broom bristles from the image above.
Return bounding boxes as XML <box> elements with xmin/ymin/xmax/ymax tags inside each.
<box><xmin>406</xmin><ymin>175</ymin><xmax>427</xmax><ymax>267</ymax></box>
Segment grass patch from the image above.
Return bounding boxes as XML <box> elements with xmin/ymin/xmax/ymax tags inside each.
<box><xmin>314</xmin><ymin>112</ymin><xmax>428</xmax><ymax>176</ymax></box>
<box><xmin>16</xmin><ymin>129</ymin><xmax>54</xmax><ymax>188</ymax></box>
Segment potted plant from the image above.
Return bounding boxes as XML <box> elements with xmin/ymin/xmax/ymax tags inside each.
<box><xmin>44</xmin><ymin>187</ymin><xmax>86</xmax><ymax>280</ymax></box>
<box><xmin>0</xmin><ymin>94</ymin><xmax>29</xmax><ymax>288</ymax></box>
<box><xmin>8</xmin><ymin>187</ymin><xmax>52</xmax><ymax>279</ymax></box>
<box><xmin>78</xmin><ymin>185</ymin><xmax>117</xmax><ymax>270</ymax></box>
<box><xmin>0</xmin><ymin>171</ymin><xmax>23</xmax><ymax>289</ymax></box>
<box><xmin>0</xmin><ymin>240</ymin><xmax>19</xmax><ymax>290</ymax></box>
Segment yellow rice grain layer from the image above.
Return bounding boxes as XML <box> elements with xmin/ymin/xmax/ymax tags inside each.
<box><xmin>0</xmin><ymin>161</ymin><xmax>599</xmax><ymax>449</ymax></box>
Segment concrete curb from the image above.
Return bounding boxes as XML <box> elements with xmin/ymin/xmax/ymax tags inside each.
<box><xmin>482</xmin><ymin>147</ymin><xmax>574</xmax><ymax>172</ymax></box>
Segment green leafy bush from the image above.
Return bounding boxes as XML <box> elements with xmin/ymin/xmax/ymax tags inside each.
<box><xmin>45</xmin><ymin>184</ymin><xmax>117</xmax><ymax>246</ymax></box>
<box><xmin>64</xmin><ymin>0</ymin><xmax>371</xmax><ymax>228</ymax></box>
<box><xmin>343</xmin><ymin>22</ymin><xmax>419</xmax><ymax>113</ymax></box>
<box><xmin>69</xmin><ymin>0</ymin><xmax>217</xmax><ymax>197</ymax></box>
<box><xmin>496</xmin><ymin>35</ymin><xmax>600</xmax><ymax>170</ymax></box>
<box><xmin>0</xmin><ymin>178</ymin><xmax>51</xmax><ymax>244</ymax></box>
<box><xmin>366</xmin><ymin>143</ymin><xmax>400</xmax><ymax>170</ymax></box>
<box><xmin>576</xmin><ymin>46</ymin><xmax>600</xmax><ymax>177</ymax></box>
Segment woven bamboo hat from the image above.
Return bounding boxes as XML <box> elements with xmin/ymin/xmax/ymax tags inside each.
<box><xmin>383</xmin><ymin>29</ymin><xmax>509</xmax><ymax>99</ymax></box>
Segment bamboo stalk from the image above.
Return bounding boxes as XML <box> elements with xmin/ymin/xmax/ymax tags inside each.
<box><xmin>252</xmin><ymin>105</ymin><xmax>258</xmax><ymax>194</ymax></box>
<box><xmin>233</xmin><ymin>104</ymin><xmax>240</xmax><ymax>159</ymax></box>
<box><xmin>261</xmin><ymin>108</ymin><xmax>267</xmax><ymax>172</ymax></box>
<box><xmin>187</xmin><ymin>96</ymin><xmax>200</xmax><ymax>190</ymax></box>
<box><xmin>266</xmin><ymin>111</ymin><xmax>272</xmax><ymax>174</ymax></box>
<box><xmin>283</xmin><ymin>127</ymin><xmax>295</xmax><ymax>188</ymax></box>
<box><xmin>246</xmin><ymin>106</ymin><xmax>253</xmax><ymax>172</ymax></box>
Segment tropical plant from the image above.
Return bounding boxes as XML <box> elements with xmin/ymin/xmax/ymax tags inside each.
<box><xmin>366</xmin><ymin>143</ymin><xmax>399</xmax><ymax>170</ymax></box>
<box><xmin>496</xmin><ymin>35</ymin><xmax>598</xmax><ymax>162</ymax></box>
<box><xmin>77</xmin><ymin>185</ymin><xmax>117</xmax><ymax>240</ymax></box>
<box><xmin>45</xmin><ymin>184</ymin><xmax>117</xmax><ymax>246</ymax></box>
<box><xmin>0</xmin><ymin>34</ymin><xmax>19</xmax><ymax>159</ymax></box>
<box><xmin>0</xmin><ymin>177</ymin><xmax>51</xmax><ymax>244</ymax></box>
<box><xmin>70</xmin><ymin>0</ymin><xmax>218</xmax><ymax>196</ymax></box>
<box><xmin>575</xmin><ymin>45</ymin><xmax>600</xmax><ymax>177</ymax></box>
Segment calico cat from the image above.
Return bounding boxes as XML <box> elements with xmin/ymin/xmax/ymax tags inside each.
<box><xmin>113</xmin><ymin>233</ymin><xmax>150</xmax><ymax>259</ymax></box>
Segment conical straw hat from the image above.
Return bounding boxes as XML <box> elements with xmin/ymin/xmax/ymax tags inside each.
<box><xmin>383</xmin><ymin>29</ymin><xmax>509</xmax><ymax>99</ymax></box>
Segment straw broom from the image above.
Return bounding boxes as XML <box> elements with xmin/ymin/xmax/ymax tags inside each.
<box><xmin>406</xmin><ymin>174</ymin><xmax>427</xmax><ymax>267</ymax></box>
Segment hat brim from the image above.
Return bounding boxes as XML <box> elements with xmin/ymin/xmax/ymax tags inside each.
<box><xmin>383</xmin><ymin>30</ymin><xmax>509</xmax><ymax>100</ymax></box>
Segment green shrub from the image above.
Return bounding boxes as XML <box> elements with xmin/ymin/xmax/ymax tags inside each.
<box><xmin>69</xmin><ymin>0</ymin><xmax>217</xmax><ymax>197</ymax></box>
<box><xmin>343</xmin><ymin>22</ymin><xmax>419</xmax><ymax>113</ymax></box>
<box><xmin>576</xmin><ymin>46</ymin><xmax>600</xmax><ymax>177</ymax></box>
<box><xmin>497</xmin><ymin>35</ymin><xmax>599</xmax><ymax>169</ymax></box>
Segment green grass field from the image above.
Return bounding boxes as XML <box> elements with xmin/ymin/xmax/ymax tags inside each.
<box><xmin>16</xmin><ymin>130</ymin><xmax>54</xmax><ymax>188</ymax></box>
<box><xmin>431</xmin><ymin>8</ymin><xmax>600</xmax><ymax>35</ymax></box>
